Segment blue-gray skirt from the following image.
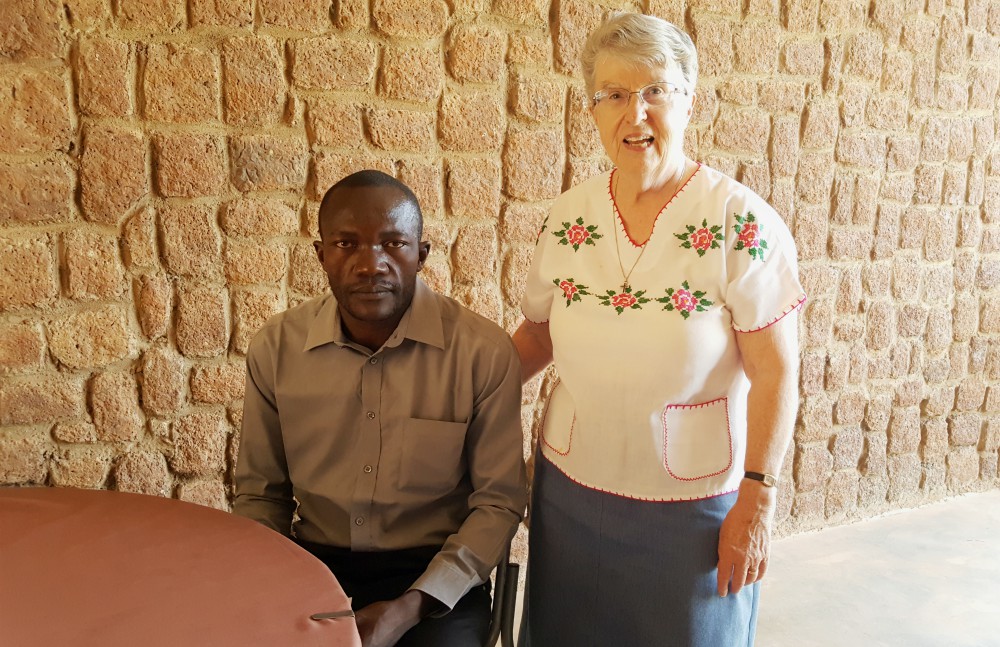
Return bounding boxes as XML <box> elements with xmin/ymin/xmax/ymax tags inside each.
<box><xmin>521</xmin><ymin>455</ymin><xmax>759</xmax><ymax>647</ymax></box>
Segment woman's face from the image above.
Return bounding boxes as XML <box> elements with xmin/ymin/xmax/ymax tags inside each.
<box><xmin>589</xmin><ymin>54</ymin><xmax>694</xmax><ymax>187</ymax></box>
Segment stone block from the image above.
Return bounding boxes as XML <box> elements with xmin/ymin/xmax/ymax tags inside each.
<box><xmin>880</xmin><ymin>51</ymin><xmax>912</xmax><ymax>94</ymax></box>
<box><xmin>117</xmin><ymin>0</ymin><xmax>183</xmax><ymax>30</ymax></box>
<box><xmin>494</xmin><ymin>0</ymin><xmax>547</xmax><ymax>24</ymax></box>
<box><xmin>78</xmin><ymin>35</ymin><xmax>130</xmax><ymax>118</ymax></box>
<box><xmin>567</xmin><ymin>86</ymin><xmax>601</xmax><ymax>157</ymax></box>
<box><xmin>0</xmin><ymin>321</ymin><xmax>44</xmax><ymax>375</ymax></box>
<box><xmin>799</xmin><ymin>350</ymin><xmax>825</xmax><ymax>396</ymax></box>
<box><xmin>860</xmin><ymin>430</ymin><xmax>888</xmax><ymax>477</ymax></box>
<box><xmin>793</xmin><ymin>205</ymin><xmax>829</xmax><ymax>262</ymax></box>
<box><xmin>501</xmin><ymin>247</ymin><xmax>533</xmax><ymax>306</ymax></box>
<box><xmin>171</xmin><ymin>411</ymin><xmax>229</xmax><ymax>476</ymax></box>
<box><xmin>924</xmin><ymin>209</ymin><xmax>956</xmax><ymax>262</ymax></box>
<box><xmin>713</xmin><ymin>106</ymin><xmax>770</xmax><ymax>155</ymax></box>
<box><xmin>136</xmin><ymin>273</ymin><xmax>170</xmax><ymax>341</ymax></box>
<box><xmin>887</xmin><ymin>453</ymin><xmax>922</xmax><ymax>503</ymax></box>
<box><xmin>770</xmin><ymin>117</ymin><xmax>800</xmax><ymax>179</ymax></box>
<box><xmin>844</xmin><ymin>31</ymin><xmax>883</xmax><ymax>80</ymax></box>
<box><xmin>122</xmin><ymin>208</ymin><xmax>157</xmax><ymax>270</ymax></box>
<box><xmin>511</xmin><ymin>73</ymin><xmax>564</xmax><ymax>124</ymax></box>
<box><xmin>968</xmin><ymin>162</ymin><xmax>985</xmax><ymax>207</ymax></box>
<box><xmin>956</xmin><ymin>380</ymin><xmax>987</xmax><ymax>412</ymax></box>
<box><xmin>306</xmin><ymin>97</ymin><xmax>363</xmax><ymax>150</ymax></box>
<box><xmin>379</xmin><ymin>45</ymin><xmax>442</xmax><ymax>103</ymax></box>
<box><xmin>866</xmin><ymin>301</ymin><xmax>896</xmax><ymax>351</ymax></box>
<box><xmin>0</xmin><ymin>0</ymin><xmax>67</xmax><ymax>60</ymax></box>
<box><xmin>782</xmin><ymin>38</ymin><xmax>824</xmax><ymax>76</ymax></box>
<box><xmin>143</xmin><ymin>43</ymin><xmax>219</xmax><ymax>123</ymax></box>
<box><xmin>222</xmin><ymin>199</ymin><xmax>300</xmax><ymax>238</ymax></box>
<box><xmin>190</xmin><ymin>0</ymin><xmax>253</xmax><ymax>27</ymax></box>
<box><xmin>230</xmin><ymin>135</ymin><xmax>309</xmax><ymax>193</ymax></box>
<box><xmin>825</xmin><ymin>470</ymin><xmax>859</xmax><ymax>519</ymax></box>
<box><xmin>51</xmin><ymin>447</ymin><xmax>112</xmax><ymax>488</ymax></box>
<box><xmin>832</xmin><ymin>425</ymin><xmax>864</xmax><ymax>470</ymax></box>
<box><xmin>289</xmin><ymin>242</ymin><xmax>329</xmax><ymax>297</ymax></box>
<box><xmin>141</xmin><ymin>346</ymin><xmax>186</xmax><ymax>417</ymax></box>
<box><xmin>159</xmin><ymin>204</ymin><xmax>222</xmax><ymax>278</ymax></box>
<box><xmin>946</xmin><ymin>446</ymin><xmax>980</xmax><ymax>489</ymax></box>
<box><xmin>452</xmin><ymin>222</ymin><xmax>498</xmax><ymax>285</ymax></box>
<box><xmin>80</xmin><ymin>126</ymin><xmax>147</xmax><ymax>225</ymax></box>
<box><xmin>291</xmin><ymin>37</ymin><xmax>376</xmax><ymax>92</ymax></box>
<box><xmin>177</xmin><ymin>283</ymin><xmax>229</xmax><ymax>359</ymax></box>
<box><xmin>222</xmin><ymin>36</ymin><xmax>285</xmax><ymax>127</ymax></box>
<box><xmin>757</xmin><ymin>79</ymin><xmax>805</xmax><ymax>114</ymax></box>
<box><xmin>310</xmin><ymin>152</ymin><xmax>395</xmax><ymax>201</ymax></box>
<box><xmin>880</xmin><ymin>174</ymin><xmax>915</xmax><ymax>204</ymax></box>
<box><xmin>885</xmin><ymin>136</ymin><xmax>918</xmax><ymax>173</ymax></box>
<box><xmin>553</xmin><ymin>0</ymin><xmax>604</xmax><ymax>75</ymax></box>
<box><xmin>0</xmin><ymin>69</ymin><xmax>72</xmax><ymax>155</ymax></box>
<box><xmin>503</xmin><ymin>128</ymin><xmax>563</xmax><ymax>201</ymax></box>
<box><xmin>177</xmin><ymin>479</ymin><xmax>230</xmax><ymax>511</ymax></box>
<box><xmin>796</xmin><ymin>151</ymin><xmax>835</xmax><ymax>204</ymax></box>
<box><xmin>0</xmin><ymin>160</ymin><xmax>74</xmax><ymax>226</ymax></box>
<box><xmin>949</xmin><ymin>413</ymin><xmax>983</xmax><ymax>446</ymax></box>
<box><xmin>90</xmin><ymin>371</ymin><xmax>144</xmax><ymax>442</ymax></box>
<box><xmin>366</xmin><ymin>108</ymin><xmax>435</xmax><ymax>153</ymax></box>
<box><xmin>691</xmin><ymin>16</ymin><xmax>733</xmax><ymax>76</ymax></box>
<box><xmin>922</xmin><ymin>416</ymin><xmax>949</xmax><ymax>456</ymax></box>
<box><xmin>836</xmin><ymin>131</ymin><xmax>886</xmax><ymax>169</ymax></box>
<box><xmin>978</xmin><ymin>258</ymin><xmax>1000</xmax><ymax>291</ymax></box>
<box><xmin>447</xmin><ymin>24</ymin><xmax>505</xmax><ymax>84</ymax></box>
<box><xmin>888</xmin><ymin>406</ymin><xmax>921</xmax><ymax>454</ymax></box>
<box><xmin>154</xmin><ymin>133</ymin><xmax>226</xmax><ymax>198</ymax></box>
<box><xmin>0</xmin><ymin>433</ymin><xmax>50</xmax><ymax>484</ymax></box>
<box><xmin>372</xmin><ymin>0</ymin><xmax>447</xmax><ymax>38</ymax></box>
<box><xmin>500</xmin><ymin>203</ymin><xmax>547</xmax><ymax>247</ymax></box>
<box><xmin>232</xmin><ymin>290</ymin><xmax>282</xmax><ymax>354</ymax></box>
<box><xmin>795</xmin><ymin>443</ymin><xmax>833</xmax><ymax>491</ymax></box>
<box><xmin>941</xmin><ymin>166</ymin><xmax>966</xmax><ymax>205</ymax></box>
<box><xmin>936</xmin><ymin>77</ymin><xmax>968</xmax><ymax>112</ymax></box>
<box><xmin>48</xmin><ymin>306</ymin><xmax>130</xmax><ymax>369</ymax></box>
<box><xmin>0</xmin><ymin>374</ymin><xmax>82</xmax><ymax>425</ymax></box>
<box><xmin>398</xmin><ymin>160</ymin><xmax>442</xmax><ymax>215</ymax></box>
<box><xmin>829</xmin><ymin>228</ymin><xmax>872</xmax><ymax>260</ymax></box>
<box><xmin>733</xmin><ymin>22</ymin><xmax>779</xmax><ymax>74</ymax></box>
<box><xmin>970</xmin><ymin>66</ymin><xmax>999</xmax><ymax>111</ymax></box>
<box><xmin>114</xmin><ymin>450</ymin><xmax>171</xmax><ymax>497</ymax></box>
<box><xmin>333</xmin><ymin>0</ymin><xmax>366</xmax><ymax>29</ymax></box>
<box><xmin>447</xmin><ymin>158</ymin><xmax>501</xmax><ymax>220</ymax></box>
<box><xmin>834</xmin><ymin>390</ymin><xmax>866</xmax><ymax>426</ymax></box>
<box><xmin>64</xmin><ymin>229</ymin><xmax>127</xmax><ymax>301</ymax></box>
<box><xmin>507</xmin><ymin>31</ymin><xmax>552</xmax><ymax>67</ymax></box>
<box><xmin>800</xmin><ymin>393</ymin><xmax>834</xmax><ymax>442</ymax></box>
<box><xmin>440</xmin><ymin>92</ymin><xmax>504</xmax><ymax>152</ymax></box>
<box><xmin>419</xmin><ymin>261</ymin><xmax>452</xmax><ymax>296</ymax></box>
<box><xmin>224</xmin><ymin>240</ymin><xmax>286</xmax><ymax>286</ymax></box>
<box><xmin>191</xmin><ymin>362</ymin><xmax>245</xmax><ymax>405</ymax></box>
<box><xmin>63</xmin><ymin>0</ymin><xmax>110</xmax><ymax>29</ymax></box>
<box><xmin>0</xmin><ymin>234</ymin><xmax>58</xmax><ymax>311</ymax></box>
<box><xmin>259</xmin><ymin>0</ymin><xmax>331</xmax><ymax>31</ymax></box>
<box><xmin>899</xmin><ymin>206</ymin><xmax>928</xmax><ymax>249</ymax></box>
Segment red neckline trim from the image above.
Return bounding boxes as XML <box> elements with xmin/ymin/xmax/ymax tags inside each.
<box><xmin>607</xmin><ymin>162</ymin><xmax>702</xmax><ymax>249</ymax></box>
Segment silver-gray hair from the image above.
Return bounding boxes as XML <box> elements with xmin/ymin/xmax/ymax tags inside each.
<box><xmin>581</xmin><ymin>13</ymin><xmax>698</xmax><ymax>99</ymax></box>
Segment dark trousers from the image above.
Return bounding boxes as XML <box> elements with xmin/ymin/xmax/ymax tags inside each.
<box><xmin>298</xmin><ymin>540</ymin><xmax>491</xmax><ymax>647</ymax></box>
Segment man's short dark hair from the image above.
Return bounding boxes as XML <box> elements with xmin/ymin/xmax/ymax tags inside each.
<box><xmin>319</xmin><ymin>170</ymin><xmax>423</xmax><ymax>238</ymax></box>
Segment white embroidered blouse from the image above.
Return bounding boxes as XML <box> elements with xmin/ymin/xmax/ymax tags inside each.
<box><xmin>521</xmin><ymin>165</ymin><xmax>806</xmax><ymax>501</ymax></box>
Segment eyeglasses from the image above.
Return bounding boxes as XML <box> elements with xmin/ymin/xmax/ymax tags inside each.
<box><xmin>592</xmin><ymin>81</ymin><xmax>689</xmax><ymax>112</ymax></box>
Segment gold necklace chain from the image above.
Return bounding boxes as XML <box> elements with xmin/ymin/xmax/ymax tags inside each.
<box><xmin>611</xmin><ymin>172</ymin><xmax>648</xmax><ymax>292</ymax></box>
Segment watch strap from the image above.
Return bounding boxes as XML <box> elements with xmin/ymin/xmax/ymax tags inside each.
<box><xmin>744</xmin><ymin>471</ymin><xmax>778</xmax><ymax>487</ymax></box>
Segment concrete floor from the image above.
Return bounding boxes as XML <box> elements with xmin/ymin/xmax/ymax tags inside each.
<box><xmin>757</xmin><ymin>489</ymin><xmax>1000</xmax><ymax>647</ymax></box>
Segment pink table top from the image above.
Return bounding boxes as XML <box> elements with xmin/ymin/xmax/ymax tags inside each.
<box><xmin>0</xmin><ymin>486</ymin><xmax>361</xmax><ymax>647</ymax></box>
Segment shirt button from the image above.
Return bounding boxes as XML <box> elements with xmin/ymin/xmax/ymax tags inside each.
<box><xmin>363</xmin><ymin>465</ymin><xmax>373</xmax><ymax>473</ymax></box>
<box><xmin>355</xmin><ymin>517</ymin><xmax>364</xmax><ymax>526</ymax></box>
<box><xmin>366</xmin><ymin>411</ymin><xmax>376</xmax><ymax>419</ymax></box>
<box><xmin>370</xmin><ymin>357</ymin><xmax>378</xmax><ymax>365</ymax></box>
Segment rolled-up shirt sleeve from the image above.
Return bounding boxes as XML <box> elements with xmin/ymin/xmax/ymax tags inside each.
<box><xmin>409</xmin><ymin>335</ymin><xmax>527</xmax><ymax>612</ymax></box>
<box><xmin>232</xmin><ymin>329</ymin><xmax>296</xmax><ymax>536</ymax></box>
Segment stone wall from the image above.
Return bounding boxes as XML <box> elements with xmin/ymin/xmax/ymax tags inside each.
<box><xmin>0</xmin><ymin>0</ymin><xmax>998</xmax><ymax>538</ymax></box>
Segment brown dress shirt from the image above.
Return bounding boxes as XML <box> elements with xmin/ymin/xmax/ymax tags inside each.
<box><xmin>233</xmin><ymin>278</ymin><xmax>527</xmax><ymax>610</ymax></box>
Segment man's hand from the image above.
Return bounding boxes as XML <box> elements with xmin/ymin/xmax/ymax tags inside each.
<box><xmin>354</xmin><ymin>590</ymin><xmax>439</xmax><ymax>647</ymax></box>
<box><xmin>716</xmin><ymin>481</ymin><xmax>776</xmax><ymax>597</ymax></box>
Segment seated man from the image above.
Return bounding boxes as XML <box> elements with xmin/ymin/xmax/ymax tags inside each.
<box><xmin>233</xmin><ymin>170</ymin><xmax>527</xmax><ymax>647</ymax></box>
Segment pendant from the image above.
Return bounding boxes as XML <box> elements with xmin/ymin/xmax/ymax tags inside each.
<box><xmin>621</xmin><ymin>281</ymin><xmax>630</xmax><ymax>292</ymax></box>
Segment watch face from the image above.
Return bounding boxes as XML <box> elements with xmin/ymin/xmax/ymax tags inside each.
<box><xmin>762</xmin><ymin>474</ymin><xmax>777</xmax><ymax>487</ymax></box>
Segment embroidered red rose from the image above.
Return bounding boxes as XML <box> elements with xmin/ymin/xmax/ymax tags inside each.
<box><xmin>611</xmin><ymin>292</ymin><xmax>637</xmax><ymax>309</ymax></box>
<box><xmin>691</xmin><ymin>227</ymin><xmax>714</xmax><ymax>251</ymax></box>
<box><xmin>738</xmin><ymin>222</ymin><xmax>760</xmax><ymax>248</ymax></box>
<box><xmin>566</xmin><ymin>225</ymin><xmax>590</xmax><ymax>246</ymax></box>
<box><xmin>672</xmin><ymin>288</ymin><xmax>697</xmax><ymax>312</ymax></box>
<box><xmin>559</xmin><ymin>280</ymin><xmax>578</xmax><ymax>300</ymax></box>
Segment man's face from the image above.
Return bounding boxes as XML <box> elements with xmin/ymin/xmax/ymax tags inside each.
<box><xmin>314</xmin><ymin>186</ymin><xmax>430</xmax><ymax>342</ymax></box>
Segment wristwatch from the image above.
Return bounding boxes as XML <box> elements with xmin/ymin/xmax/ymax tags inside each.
<box><xmin>744</xmin><ymin>471</ymin><xmax>778</xmax><ymax>487</ymax></box>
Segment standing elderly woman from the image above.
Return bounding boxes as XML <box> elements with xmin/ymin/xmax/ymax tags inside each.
<box><xmin>514</xmin><ymin>13</ymin><xmax>805</xmax><ymax>646</ymax></box>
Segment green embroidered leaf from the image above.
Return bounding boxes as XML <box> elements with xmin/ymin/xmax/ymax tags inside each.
<box><xmin>575</xmin><ymin>217</ymin><xmax>584</xmax><ymax>225</ymax></box>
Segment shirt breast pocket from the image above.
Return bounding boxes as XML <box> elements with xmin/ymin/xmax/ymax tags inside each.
<box><xmin>661</xmin><ymin>397</ymin><xmax>733</xmax><ymax>481</ymax></box>
<box><xmin>399</xmin><ymin>418</ymin><xmax>468</xmax><ymax>494</ymax></box>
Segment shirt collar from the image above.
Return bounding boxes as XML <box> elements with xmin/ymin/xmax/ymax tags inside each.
<box><xmin>303</xmin><ymin>277</ymin><xmax>445</xmax><ymax>352</ymax></box>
